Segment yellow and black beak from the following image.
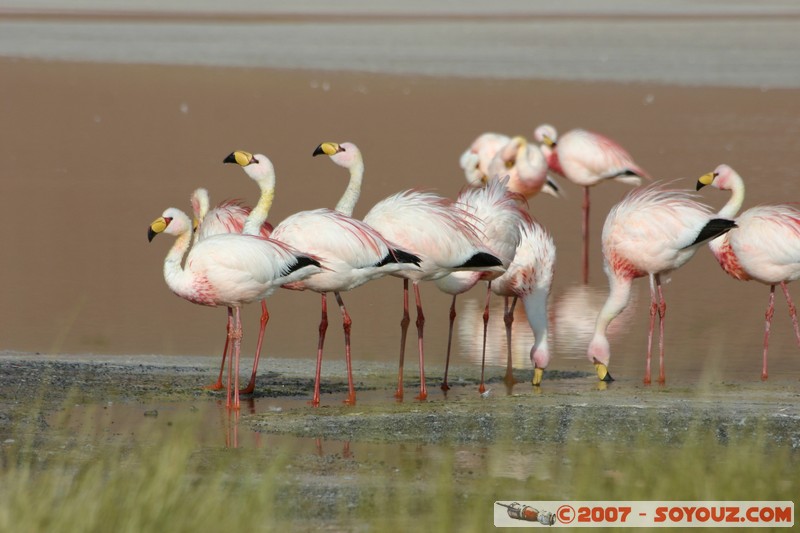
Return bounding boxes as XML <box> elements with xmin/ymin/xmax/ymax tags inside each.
<box><xmin>696</xmin><ymin>171</ymin><xmax>716</xmax><ymax>191</ymax></box>
<box><xmin>313</xmin><ymin>142</ymin><xmax>342</xmax><ymax>157</ymax></box>
<box><xmin>223</xmin><ymin>150</ymin><xmax>256</xmax><ymax>166</ymax></box>
<box><xmin>148</xmin><ymin>216</ymin><xmax>170</xmax><ymax>242</ymax></box>
<box><xmin>542</xmin><ymin>135</ymin><xmax>556</xmax><ymax>148</ymax></box>
<box><xmin>595</xmin><ymin>362</ymin><xmax>614</xmax><ymax>382</ymax></box>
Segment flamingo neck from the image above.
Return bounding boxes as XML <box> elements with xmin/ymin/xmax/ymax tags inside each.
<box><xmin>162</xmin><ymin>231</ymin><xmax>194</xmax><ymax>299</ymax></box>
<box><xmin>545</xmin><ymin>148</ymin><xmax>564</xmax><ymax>177</ymax></box>
<box><xmin>521</xmin><ymin>288</ymin><xmax>550</xmax><ymax>368</ymax></box>
<box><xmin>335</xmin><ymin>161</ymin><xmax>364</xmax><ymax>216</ymax></box>
<box><xmin>587</xmin><ymin>271</ymin><xmax>633</xmax><ymax>365</ymax></box>
<box><xmin>718</xmin><ymin>174</ymin><xmax>745</xmax><ymax>220</ymax></box>
<box><xmin>244</xmin><ymin>184</ymin><xmax>275</xmax><ymax>236</ymax></box>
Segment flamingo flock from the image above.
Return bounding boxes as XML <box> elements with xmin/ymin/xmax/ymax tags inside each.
<box><xmin>147</xmin><ymin>126</ymin><xmax>798</xmax><ymax>409</ymax></box>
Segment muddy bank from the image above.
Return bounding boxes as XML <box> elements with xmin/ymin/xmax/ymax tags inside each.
<box><xmin>2</xmin><ymin>354</ymin><xmax>798</xmax><ymax>450</ymax></box>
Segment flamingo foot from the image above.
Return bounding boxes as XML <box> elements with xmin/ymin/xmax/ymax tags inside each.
<box><xmin>204</xmin><ymin>381</ymin><xmax>224</xmax><ymax>391</ymax></box>
<box><xmin>643</xmin><ymin>377</ymin><xmax>652</xmax><ymax>385</ymax></box>
<box><xmin>416</xmin><ymin>391</ymin><xmax>428</xmax><ymax>401</ymax></box>
<box><xmin>761</xmin><ymin>372</ymin><xmax>768</xmax><ymax>381</ymax></box>
<box><xmin>503</xmin><ymin>371</ymin><xmax>518</xmax><ymax>387</ymax></box>
<box><xmin>239</xmin><ymin>383</ymin><xmax>255</xmax><ymax>395</ymax></box>
<box><xmin>394</xmin><ymin>387</ymin><xmax>404</xmax><ymax>400</ymax></box>
<box><xmin>343</xmin><ymin>393</ymin><xmax>356</xmax><ymax>406</ymax></box>
<box><xmin>440</xmin><ymin>381</ymin><xmax>450</xmax><ymax>391</ymax></box>
<box><xmin>478</xmin><ymin>383</ymin><xmax>486</xmax><ymax>394</ymax></box>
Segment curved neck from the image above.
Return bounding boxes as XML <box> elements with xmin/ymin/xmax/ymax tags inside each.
<box><xmin>335</xmin><ymin>161</ymin><xmax>364</xmax><ymax>216</ymax></box>
<box><xmin>162</xmin><ymin>231</ymin><xmax>194</xmax><ymax>298</ymax></box>
<box><xmin>594</xmin><ymin>272</ymin><xmax>633</xmax><ymax>339</ymax></box>
<box><xmin>718</xmin><ymin>175</ymin><xmax>745</xmax><ymax>219</ymax></box>
<box><xmin>244</xmin><ymin>175</ymin><xmax>275</xmax><ymax>236</ymax></box>
<box><xmin>521</xmin><ymin>288</ymin><xmax>550</xmax><ymax>366</ymax></box>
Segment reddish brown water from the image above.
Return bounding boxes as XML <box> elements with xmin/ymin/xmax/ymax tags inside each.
<box><xmin>2</xmin><ymin>59</ymin><xmax>800</xmax><ymax>385</ymax></box>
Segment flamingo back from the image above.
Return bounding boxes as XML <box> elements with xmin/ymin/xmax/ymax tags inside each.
<box><xmin>731</xmin><ymin>204</ymin><xmax>800</xmax><ymax>284</ymax></box>
<box><xmin>557</xmin><ymin>129</ymin><xmax>650</xmax><ymax>186</ymax></box>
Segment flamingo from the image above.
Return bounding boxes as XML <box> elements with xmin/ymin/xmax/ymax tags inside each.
<box><xmin>147</xmin><ymin>208</ymin><xmax>321</xmax><ymax>409</ymax></box>
<box><xmin>586</xmin><ymin>184</ymin><xmax>736</xmax><ymax>384</ymax></box>
<box><xmin>315</xmin><ymin>141</ymin><xmax>505</xmax><ymax>400</ymax></box>
<box><xmin>225</xmin><ymin>150</ymin><xmax>420</xmax><ymax>406</ymax></box>
<box><xmin>432</xmin><ymin>176</ymin><xmax>529</xmax><ymax>391</ymax></box>
<box><xmin>485</xmin><ymin>136</ymin><xmax>561</xmax><ymax>199</ymax></box>
<box><xmin>696</xmin><ymin>164</ymin><xmax>800</xmax><ymax>380</ymax></box>
<box><xmin>534</xmin><ymin>124</ymin><xmax>651</xmax><ymax>284</ymax></box>
<box><xmin>190</xmin><ymin>187</ymin><xmax>273</xmax><ymax>394</ymax></box>
<box><xmin>484</xmin><ymin>218</ymin><xmax>556</xmax><ymax>390</ymax></box>
<box><xmin>460</xmin><ymin>133</ymin><xmax>560</xmax><ymax>199</ymax></box>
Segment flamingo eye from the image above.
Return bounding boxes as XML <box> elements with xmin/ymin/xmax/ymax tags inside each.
<box><xmin>713</xmin><ymin>172</ymin><xmax>719</xmax><ymax>178</ymax></box>
<box><xmin>340</xmin><ymin>146</ymin><xmax>346</xmax><ymax>152</ymax></box>
<box><xmin>164</xmin><ymin>217</ymin><xmax>173</xmax><ymax>225</ymax></box>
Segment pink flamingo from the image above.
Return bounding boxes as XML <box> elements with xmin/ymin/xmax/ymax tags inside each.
<box><xmin>148</xmin><ymin>208</ymin><xmax>321</xmax><ymax>409</ymax></box>
<box><xmin>696</xmin><ymin>164</ymin><xmax>800</xmax><ymax>380</ymax></box>
<box><xmin>317</xmin><ymin>142</ymin><xmax>504</xmax><ymax>400</ymax></box>
<box><xmin>485</xmin><ymin>136</ymin><xmax>561</xmax><ymax>199</ymax></box>
<box><xmin>190</xmin><ymin>186</ymin><xmax>273</xmax><ymax>394</ymax></box>
<box><xmin>225</xmin><ymin>149</ymin><xmax>420</xmax><ymax>406</ymax></box>
<box><xmin>433</xmin><ymin>177</ymin><xmax>530</xmax><ymax>391</ymax></box>
<box><xmin>586</xmin><ymin>185</ymin><xmax>736</xmax><ymax>384</ymax></box>
<box><xmin>460</xmin><ymin>132</ymin><xmax>511</xmax><ymax>187</ymax></box>
<box><xmin>486</xmin><ymin>218</ymin><xmax>556</xmax><ymax>389</ymax></box>
<box><xmin>534</xmin><ymin>124</ymin><xmax>650</xmax><ymax>284</ymax></box>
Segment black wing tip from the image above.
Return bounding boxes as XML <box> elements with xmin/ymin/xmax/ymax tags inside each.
<box><xmin>458</xmin><ymin>252</ymin><xmax>503</xmax><ymax>269</ymax></box>
<box><xmin>689</xmin><ymin>218</ymin><xmax>737</xmax><ymax>247</ymax></box>
<box><xmin>375</xmin><ymin>249</ymin><xmax>422</xmax><ymax>268</ymax></box>
<box><xmin>284</xmin><ymin>255</ymin><xmax>322</xmax><ymax>275</ymax></box>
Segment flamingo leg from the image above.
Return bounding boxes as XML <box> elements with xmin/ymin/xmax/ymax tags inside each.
<box><xmin>334</xmin><ymin>292</ymin><xmax>356</xmax><ymax>405</ymax></box>
<box><xmin>207</xmin><ymin>307</ymin><xmax>232</xmax><ymax>390</ymax></box>
<box><xmin>225</xmin><ymin>307</ymin><xmax>234</xmax><ymax>407</ymax></box>
<box><xmin>780</xmin><ymin>281</ymin><xmax>800</xmax><ymax>348</ymax></box>
<box><xmin>478</xmin><ymin>283</ymin><xmax>492</xmax><ymax>393</ymax></box>
<box><xmin>656</xmin><ymin>274</ymin><xmax>667</xmax><ymax>385</ymax></box>
<box><xmin>413</xmin><ymin>282</ymin><xmax>428</xmax><ymax>401</ymax></box>
<box><xmin>504</xmin><ymin>295</ymin><xmax>519</xmax><ymax>387</ymax></box>
<box><xmin>644</xmin><ymin>275</ymin><xmax>657</xmax><ymax>385</ymax></box>
<box><xmin>395</xmin><ymin>279</ymin><xmax>410</xmax><ymax>400</ymax></box>
<box><xmin>582</xmin><ymin>186</ymin><xmax>590</xmax><ymax>285</ymax></box>
<box><xmin>312</xmin><ymin>293</ymin><xmax>328</xmax><ymax>407</ymax></box>
<box><xmin>441</xmin><ymin>295</ymin><xmax>457</xmax><ymax>391</ymax></box>
<box><xmin>231</xmin><ymin>307</ymin><xmax>243</xmax><ymax>410</ymax></box>
<box><xmin>241</xmin><ymin>300</ymin><xmax>269</xmax><ymax>395</ymax></box>
<box><xmin>762</xmin><ymin>285</ymin><xmax>776</xmax><ymax>381</ymax></box>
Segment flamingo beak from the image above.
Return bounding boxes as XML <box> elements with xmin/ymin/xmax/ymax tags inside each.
<box><xmin>595</xmin><ymin>362</ymin><xmax>614</xmax><ymax>382</ymax></box>
<box><xmin>148</xmin><ymin>217</ymin><xmax>168</xmax><ymax>242</ymax></box>
<box><xmin>532</xmin><ymin>367</ymin><xmax>544</xmax><ymax>386</ymax></box>
<box><xmin>313</xmin><ymin>142</ymin><xmax>341</xmax><ymax>157</ymax></box>
<box><xmin>696</xmin><ymin>172</ymin><xmax>715</xmax><ymax>191</ymax></box>
<box><xmin>542</xmin><ymin>135</ymin><xmax>556</xmax><ymax>147</ymax></box>
<box><xmin>223</xmin><ymin>150</ymin><xmax>255</xmax><ymax>166</ymax></box>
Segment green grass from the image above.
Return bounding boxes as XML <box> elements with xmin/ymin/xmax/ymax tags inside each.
<box><xmin>0</xmin><ymin>404</ymin><xmax>796</xmax><ymax>532</ymax></box>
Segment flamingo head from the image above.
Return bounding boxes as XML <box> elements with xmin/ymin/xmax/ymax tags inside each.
<box><xmin>223</xmin><ymin>150</ymin><xmax>275</xmax><ymax>185</ymax></box>
<box><xmin>587</xmin><ymin>335</ymin><xmax>614</xmax><ymax>383</ymax></box>
<box><xmin>531</xmin><ymin>344</ymin><xmax>551</xmax><ymax>386</ymax></box>
<box><xmin>503</xmin><ymin>136</ymin><xmax>527</xmax><ymax>168</ymax></box>
<box><xmin>313</xmin><ymin>141</ymin><xmax>363</xmax><ymax>171</ymax></box>
<box><xmin>148</xmin><ymin>208</ymin><xmax>191</xmax><ymax>242</ymax></box>
<box><xmin>696</xmin><ymin>164</ymin><xmax>738</xmax><ymax>192</ymax></box>
<box><xmin>533</xmin><ymin>124</ymin><xmax>558</xmax><ymax>147</ymax></box>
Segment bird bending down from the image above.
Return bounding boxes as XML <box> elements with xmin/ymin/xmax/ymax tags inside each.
<box><xmin>226</xmin><ymin>149</ymin><xmax>420</xmax><ymax>406</ymax></box>
<box><xmin>586</xmin><ymin>184</ymin><xmax>736</xmax><ymax>384</ymax></box>
<box><xmin>534</xmin><ymin>124</ymin><xmax>650</xmax><ymax>284</ymax></box>
<box><xmin>432</xmin><ymin>176</ymin><xmax>529</xmax><ymax>391</ymax></box>
<box><xmin>190</xmin><ymin>187</ymin><xmax>273</xmax><ymax>394</ymax></box>
<box><xmin>485</xmin><ymin>136</ymin><xmax>561</xmax><ymax>199</ymax></box>
<box><xmin>459</xmin><ymin>132</ymin><xmax>512</xmax><ymax>188</ymax></box>
<box><xmin>148</xmin><ymin>208</ymin><xmax>321</xmax><ymax>409</ymax></box>
<box><xmin>486</xmin><ymin>218</ymin><xmax>556</xmax><ymax>389</ymax></box>
<box><xmin>696</xmin><ymin>164</ymin><xmax>800</xmax><ymax>380</ymax></box>
<box><xmin>317</xmin><ymin>141</ymin><xmax>504</xmax><ymax>400</ymax></box>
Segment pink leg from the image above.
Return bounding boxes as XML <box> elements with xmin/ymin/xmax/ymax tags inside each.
<box><xmin>582</xmin><ymin>186</ymin><xmax>590</xmax><ymax>285</ymax></box>
<box><xmin>656</xmin><ymin>274</ymin><xmax>667</xmax><ymax>385</ymax></box>
<box><xmin>241</xmin><ymin>300</ymin><xmax>269</xmax><ymax>395</ymax></box>
<box><xmin>230</xmin><ymin>307</ymin><xmax>243</xmax><ymax>410</ymax></box>
<box><xmin>395</xmin><ymin>279</ymin><xmax>410</xmax><ymax>400</ymax></box>
<box><xmin>762</xmin><ymin>285</ymin><xmax>776</xmax><ymax>381</ymax></box>
<box><xmin>225</xmin><ymin>307</ymin><xmax>234</xmax><ymax>407</ymax></box>
<box><xmin>644</xmin><ymin>276</ymin><xmax>656</xmax><ymax>385</ymax></box>
<box><xmin>503</xmin><ymin>295</ymin><xmax>518</xmax><ymax>387</ymax></box>
<box><xmin>312</xmin><ymin>293</ymin><xmax>328</xmax><ymax>407</ymax></box>
<box><xmin>478</xmin><ymin>283</ymin><xmax>492</xmax><ymax>393</ymax></box>
<box><xmin>413</xmin><ymin>282</ymin><xmax>427</xmax><ymax>401</ymax></box>
<box><xmin>335</xmin><ymin>292</ymin><xmax>356</xmax><ymax>405</ymax></box>
<box><xmin>780</xmin><ymin>282</ymin><xmax>800</xmax><ymax>348</ymax></box>
<box><xmin>441</xmin><ymin>295</ymin><xmax>457</xmax><ymax>391</ymax></box>
<box><xmin>206</xmin><ymin>308</ymin><xmax>233</xmax><ymax>390</ymax></box>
